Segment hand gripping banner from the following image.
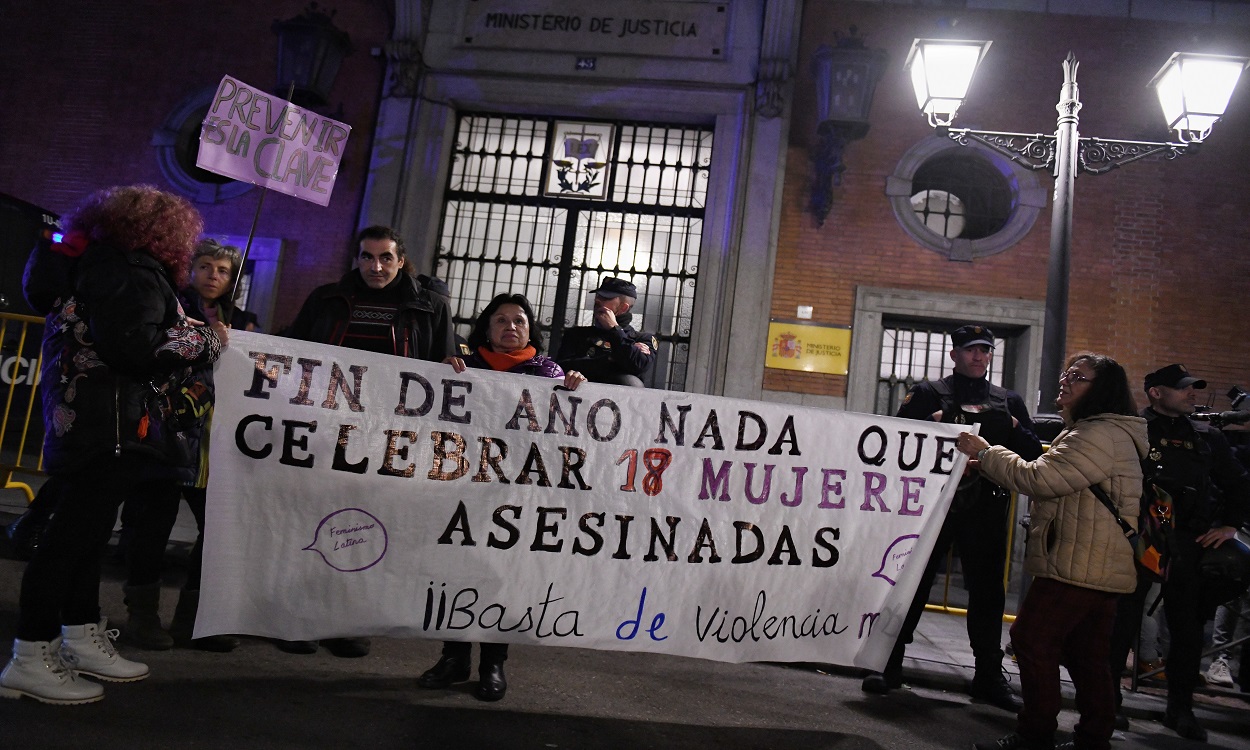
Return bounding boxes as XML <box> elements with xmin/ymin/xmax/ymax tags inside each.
<box><xmin>198</xmin><ymin>332</ymin><xmax>971</xmax><ymax>668</ymax></box>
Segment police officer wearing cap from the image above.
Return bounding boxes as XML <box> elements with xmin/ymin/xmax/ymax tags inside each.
<box><xmin>1106</xmin><ymin>363</ymin><xmax>1250</xmax><ymax>741</ymax></box>
<box><xmin>862</xmin><ymin>324</ymin><xmax>1043</xmax><ymax>712</ymax></box>
<box><xmin>555</xmin><ymin>277</ymin><xmax>658</xmax><ymax>387</ymax></box>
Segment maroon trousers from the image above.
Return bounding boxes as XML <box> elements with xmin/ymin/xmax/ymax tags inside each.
<box><xmin>1011</xmin><ymin>577</ymin><xmax>1119</xmax><ymax>750</ymax></box>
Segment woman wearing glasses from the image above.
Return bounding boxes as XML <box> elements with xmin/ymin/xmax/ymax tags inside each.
<box><xmin>956</xmin><ymin>354</ymin><xmax>1148</xmax><ymax>750</ymax></box>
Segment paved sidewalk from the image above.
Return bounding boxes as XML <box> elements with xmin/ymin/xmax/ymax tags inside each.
<box><xmin>2</xmin><ymin>487</ymin><xmax>1246</xmax><ymax>742</ymax></box>
<box><xmin>844</xmin><ymin>604</ymin><xmax>1249</xmax><ymax>740</ymax></box>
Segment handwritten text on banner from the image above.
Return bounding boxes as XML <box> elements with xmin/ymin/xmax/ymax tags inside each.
<box><xmin>199</xmin><ymin>332</ymin><xmax>970</xmax><ymax>669</ymax></box>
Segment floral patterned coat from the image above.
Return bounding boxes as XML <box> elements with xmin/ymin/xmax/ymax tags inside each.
<box><xmin>28</xmin><ymin>239</ymin><xmax>222</xmax><ymax>474</ymax></box>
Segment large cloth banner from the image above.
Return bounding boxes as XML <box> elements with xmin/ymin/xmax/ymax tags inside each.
<box><xmin>196</xmin><ymin>75</ymin><xmax>351</xmax><ymax>207</ymax></box>
<box><xmin>199</xmin><ymin>332</ymin><xmax>973</xmax><ymax>668</ymax></box>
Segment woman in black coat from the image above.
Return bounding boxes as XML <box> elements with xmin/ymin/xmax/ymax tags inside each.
<box><xmin>0</xmin><ymin>185</ymin><xmax>225</xmax><ymax>705</ymax></box>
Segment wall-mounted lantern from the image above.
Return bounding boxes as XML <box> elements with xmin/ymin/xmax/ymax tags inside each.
<box><xmin>272</xmin><ymin>3</ymin><xmax>352</xmax><ymax>108</ymax></box>
<box><xmin>809</xmin><ymin>28</ymin><xmax>888</xmax><ymax>227</ymax></box>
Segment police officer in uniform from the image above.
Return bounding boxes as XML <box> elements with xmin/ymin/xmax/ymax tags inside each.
<box><xmin>1107</xmin><ymin>364</ymin><xmax>1250</xmax><ymax>741</ymax></box>
<box><xmin>556</xmin><ymin>277</ymin><xmax>657</xmax><ymax>387</ymax></box>
<box><xmin>862</xmin><ymin>325</ymin><xmax>1043</xmax><ymax>711</ymax></box>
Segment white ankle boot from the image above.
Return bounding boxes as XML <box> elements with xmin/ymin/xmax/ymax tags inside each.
<box><xmin>60</xmin><ymin>619</ymin><xmax>149</xmax><ymax>683</ymax></box>
<box><xmin>0</xmin><ymin>637</ymin><xmax>105</xmax><ymax>704</ymax></box>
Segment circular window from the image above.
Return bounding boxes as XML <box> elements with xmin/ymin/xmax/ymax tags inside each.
<box><xmin>152</xmin><ymin>87</ymin><xmax>254</xmax><ymax>204</ymax></box>
<box><xmin>887</xmin><ymin>136</ymin><xmax>1045</xmax><ymax>260</ymax></box>
<box><xmin>910</xmin><ymin>189</ymin><xmax>966</xmax><ymax>238</ymax></box>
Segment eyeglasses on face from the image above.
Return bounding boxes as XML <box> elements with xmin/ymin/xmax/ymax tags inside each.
<box><xmin>1059</xmin><ymin>369</ymin><xmax>1092</xmax><ymax>384</ymax></box>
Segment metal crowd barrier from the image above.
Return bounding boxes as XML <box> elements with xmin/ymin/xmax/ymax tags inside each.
<box><xmin>923</xmin><ymin>488</ymin><xmax>1022</xmax><ymax>625</ymax></box>
<box><xmin>0</xmin><ymin>311</ymin><xmax>45</xmax><ymax>503</ymax></box>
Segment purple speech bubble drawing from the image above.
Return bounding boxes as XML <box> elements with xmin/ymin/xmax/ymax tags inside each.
<box><xmin>872</xmin><ymin>534</ymin><xmax>919</xmax><ymax>586</ymax></box>
<box><xmin>302</xmin><ymin>508</ymin><xmax>388</xmax><ymax>572</ymax></box>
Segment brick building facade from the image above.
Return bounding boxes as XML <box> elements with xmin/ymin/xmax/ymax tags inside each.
<box><xmin>775</xmin><ymin>2</ymin><xmax>1250</xmax><ymax>414</ymax></box>
<box><xmin>0</xmin><ymin>0</ymin><xmax>391</xmax><ymax>331</ymax></box>
<box><xmin>2</xmin><ymin>0</ymin><xmax>1248</xmax><ymax>412</ymax></box>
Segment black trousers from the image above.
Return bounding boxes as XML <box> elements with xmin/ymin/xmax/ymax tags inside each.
<box><xmin>881</xmin><ymin>487</ymin><xmax>1012</xmax><ymax>677</ymax></box>
<box><xmin>441</xmin><ymin>640</ymin><xmax>508</xmax><ymax>665</ymax></box>
<box><xmin>1109</xmin><ymin>536</ymin><xmax>1209</xmax><ymax>712</ymax></box>
<box><xmin>180</xmin><ymin>487</ymin><xmax>209</xmax><ymax>591</ymax></box>
<box><xmin>122</xmin><ymin>480</ymin><xmax>183</xmax><ymax>587</ymax></box>
<box><xmin>18</xmin><ymin>455</ymin><xmax>175</xmax><ymax>640</ymax></box>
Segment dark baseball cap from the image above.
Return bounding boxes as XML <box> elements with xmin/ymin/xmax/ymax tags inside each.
<box><xmin>950</xmin><ymin>325</ymin><xmax>995</xmax><ymax>350</ymax></box>
<box><xmin>1144</xmin><ymin>363</ymin><xmax>1207</xmax><ymax>391</ymax></box>
<box><xmin>591</xmin><ymin>277</ymin><xmax>637</xmax><ymax>299</ymax></box>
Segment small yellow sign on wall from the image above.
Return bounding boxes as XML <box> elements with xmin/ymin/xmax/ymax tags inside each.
<box><xmin>765</xmin><ymin>321</ymin><xmax>851</xmax><ymax>375</ymax></box>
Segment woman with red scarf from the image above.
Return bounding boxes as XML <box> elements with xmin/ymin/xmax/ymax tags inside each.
<box><xmin>416</xmin><ymin>293</ymin><xmax>584</xmax><ymax>701</ymax></box>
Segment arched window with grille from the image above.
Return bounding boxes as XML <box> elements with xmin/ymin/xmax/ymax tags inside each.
<box><xmin>434</xmin><ymin>114</ymin><xmax>713</xmax><ymax>391</ymax></box>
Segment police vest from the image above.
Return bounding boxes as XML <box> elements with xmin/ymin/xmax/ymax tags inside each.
<box><xmin>930</xmin><ymin>378</ymin><xmax>1015</xmax><ymax>448</ymax></box>
<box><xmin>1144</xmin><ymin>417</ymin><xmax>1215</xmax><ymax>532</ymax></box>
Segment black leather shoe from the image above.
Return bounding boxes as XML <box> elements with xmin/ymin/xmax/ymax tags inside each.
<box><xmin>323</xmin><ymin>637</ymin><xmax>371</xmax><ymax>658</ymax></box>
<box><xmin>969</xmin><ymin>672</ymin><xmax>1022</xmax><ymax>712</ymax></box>
<box><xmin>1162</xmin><ymin>711</ymin><xmax>1208</xmax><ymax>742</ymax></box>
<box><xmin>861</xmin><ymin>671</ymin><xmax>900</xmax><ymax>694</ymax></box>
<box><xmin>274</xmin><ymin>639</ymin><xmax>319</xmax><ymax>654</ymax></box>
<box><xmin>417</xmin><ymin>654</ymin><xmax>471</xmax><ymax>689</ymax></box>
<box><xmin>475</xmin><ymin>662</ymin><xmax>507</xmax><ymax>701</ymax></box>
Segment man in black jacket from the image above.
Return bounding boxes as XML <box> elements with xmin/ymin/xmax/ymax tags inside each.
<box><xmin>555</xmin><ymin>277</ymin><xmax>657</xmax><ymax>387</ymax></box>
<box><xmin>278</xmin><ymin>225</ymin><xmax>455</xmax><ymax>658</ymax></box>
<box><xmin>286</xmin><ymin>226</ymin><xmax>455</xmax><ymax>362</ymax></box>
<box><xmin>862</xmin><ymin>324</ymin><xmax>1043</xmax><ymax>712</ymax></box>
<box><xmin>1108</xmin><ymin>364</ymin><xmax>1250</xmax><ymax>741</ymax></box>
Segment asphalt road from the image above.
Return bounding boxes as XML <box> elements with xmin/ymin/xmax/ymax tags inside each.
<box><xmin>1</xmin><ymin>516</ymin><xmax>1246</xmax><ymax>749</ymax></box>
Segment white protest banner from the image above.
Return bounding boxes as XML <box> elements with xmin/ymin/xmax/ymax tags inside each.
<box><xmin>196</xmin><ymin>75</ymin><xmax>351</xmax><ymax>207</ymax></box>
<box><xmin>199</xmin><ymin>332</ymin><xmax>971</xmax><ymax>668</ymax></box>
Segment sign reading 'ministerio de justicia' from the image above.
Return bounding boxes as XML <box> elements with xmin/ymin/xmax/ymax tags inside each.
<box><xmin>460</xmin><ymin>0</ymin><xmax>729</xmax><ymax>59</ymax></box>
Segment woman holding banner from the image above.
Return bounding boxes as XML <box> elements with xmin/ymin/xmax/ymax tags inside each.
<box><xmin>116</xmin><ymin>239</ymin><xmax>257</xmax><ymax>653</ymax></box>
<box><xmin>418</xmin><ymin>293</ymin><xmax>585</xmax><ymax>701</ymax></box>
<box><xmin>955</xmin><ymin>353</ymin><xmax>1146</xmax><ymax>750</ymax></box>
<box><xmin>0</xmin><ymin>185</ymin><xmax>226</xmax><ymax>704</ymax></box>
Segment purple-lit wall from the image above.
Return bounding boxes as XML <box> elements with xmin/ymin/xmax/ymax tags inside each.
<box><xmin>0</xmin><ymin>1</ymin><xmax>390</xmax><ymax>330</ymax></box>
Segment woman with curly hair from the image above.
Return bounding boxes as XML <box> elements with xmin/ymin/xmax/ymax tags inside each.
<box><xmin>0</xmin><ymin>185</ymin><xmax>227</xmax><ymax>705</ymax></box>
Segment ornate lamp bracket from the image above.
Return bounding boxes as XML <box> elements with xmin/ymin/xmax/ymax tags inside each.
<box><xmin>942</xmin><ymin>129</ymin><xmax>1191</xmax><ymax>177</ymax></box>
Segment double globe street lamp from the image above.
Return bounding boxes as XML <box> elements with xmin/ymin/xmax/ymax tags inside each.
<box><xmin>904</xmin><ymin>39</ymin><xmax>1248</xmax><ymax>410</ymax></box>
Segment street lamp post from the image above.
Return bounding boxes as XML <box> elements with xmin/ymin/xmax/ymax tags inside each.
<box><xmin>905</xmin><ymin>40</ymin><xmax>1248</xmax><ymax>410</ymax></box>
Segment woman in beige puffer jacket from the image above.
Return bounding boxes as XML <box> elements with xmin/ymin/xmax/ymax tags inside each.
<box><xmin>957</xmin><ymin>353</ymin><xmax>1148</xmax><ymax>750</ymax></box>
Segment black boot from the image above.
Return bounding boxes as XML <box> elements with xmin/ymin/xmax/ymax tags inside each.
<box><xmin>417</xmin><ymin>653</ymin><xmax>471</xmax><ymax>688</ymax></box>
<box><xmin>123</xmin><ymin>583</ymin><xmax>174</xmax><ymax>650</ymax></box>
<box><xmin>862</xmin><ymin>643</ymin><xmax>905</xmax><ymax>694</ymax></box>
<box><xmin>1162</xmin><ymin>708</ymin><xmax>1208</xmax><ymax>742</ymax></box>
<box><xmin>170</xmin><ymin>589</ymin><xmax>239</xmax><ymax>652</ymax></box>
<box><xmin>475</xmin><ymin>661</ymin><xmax>507</xmax><ymax>702</ymax></box>
<box><xmin>323</xmin><ymin>637</ymin><xmax>371</xmax><ymax>658</ymax></box>
<box><xmin>969</xmin><ymin>665</ymin><xmax>1021</xmax><ymax>712</ymax></box>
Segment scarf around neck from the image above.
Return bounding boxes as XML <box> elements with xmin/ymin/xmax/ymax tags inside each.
<box><xmin>477</xmin><ymin>345</ymin><xmax>537</xmax><ymax>371</ymax></box>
